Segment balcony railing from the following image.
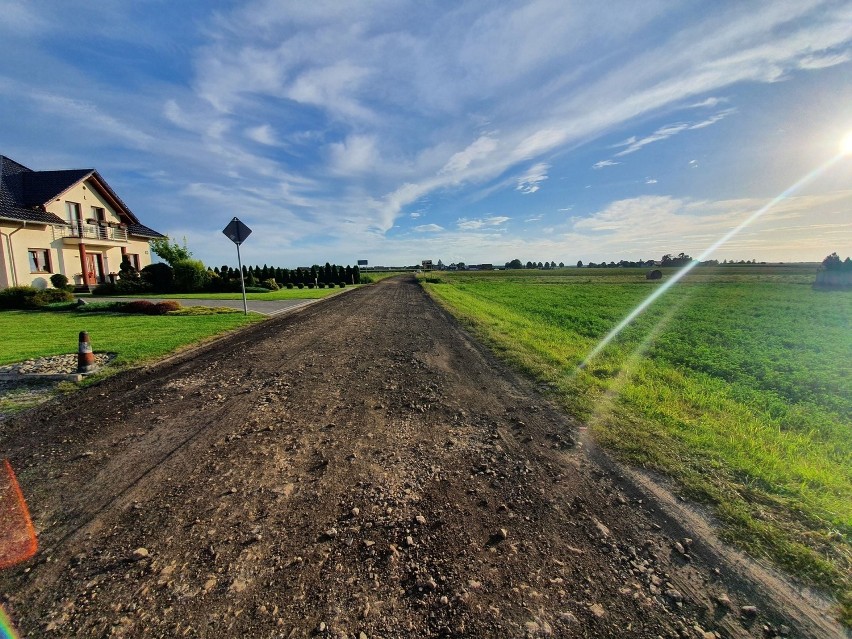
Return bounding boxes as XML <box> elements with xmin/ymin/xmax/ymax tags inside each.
<box><xmin>54</xmin><ymin>223</ymin><xmax>128</xmax><ymax>243</ymax></box>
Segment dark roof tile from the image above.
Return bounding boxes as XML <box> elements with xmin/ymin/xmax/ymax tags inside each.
<box><xmin>127</xmin><ymin>223</ymin><xmax>165</xmax><ymax>239</ymax></box>
<box><xmin>22</xmin><ymin>169</ymin><xmax>93</xmax><ymax>205</ymax></box>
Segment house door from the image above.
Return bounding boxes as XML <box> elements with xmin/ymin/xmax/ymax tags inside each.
<box><xmin>85</xmin><ymin>254</ymin><xmax>105</xmax><ymax>283</ymax></box>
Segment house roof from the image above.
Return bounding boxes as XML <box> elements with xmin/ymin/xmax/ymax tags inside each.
<box><xmin>0</xmin><ymin>155</ymin><xmax>67</xmax><ymax>224</ymax></box>
<box><xmin>0</xmin><ymin>154</ymin><xmax>164</xmax><ymax>238</ymax></box>
<box><xmin>22</xmin><ymin>169</ymin><xmax>94</xmax><ymax>206</ymax></box>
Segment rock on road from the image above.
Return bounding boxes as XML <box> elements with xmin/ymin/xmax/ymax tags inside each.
<box><xmin>0</xmin><ymin>276</ymin><xmax>838</xmax><ymax>638</ymax></box>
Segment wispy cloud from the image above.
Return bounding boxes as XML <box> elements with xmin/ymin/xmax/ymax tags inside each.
<box><xmin>414</xmin><ymin>223</ymin><xmax>444</xmax><ymax>232</ymax></box>
<box><xmin>525</xmin><ymin>214</ymin><xmax>544</xmax><ymax>222</ymax></box>
<box><xmin>457</xmin><ymin>216</ymin><xmax>511</xmax><ymax>230</ymax></box>
<box><xmin>593</xmin><ymin>159</ymin><xmax>620</xmax><ymax>169</ymax></box>
<box><xmin>797</xmin><ymin>50</ymin><xmax>851</xmax><ymax>69</ymax></box>
<box><xmin>246</xmin><ymin>124</ymin><xmax>278</xmax><ymax>146</ymax></box>
<box><xmin>516</xmin><ymin>162</ymin><xmax>549</xmax><ymax>194</ymax></box>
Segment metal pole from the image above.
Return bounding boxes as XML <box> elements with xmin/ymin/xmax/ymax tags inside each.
<box><xmin>236</xmin><ymin>242</ymin><xmax>248</xmax><ymax>315</ymax></box>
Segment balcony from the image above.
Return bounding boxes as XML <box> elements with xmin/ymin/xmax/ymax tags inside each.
<box><xmin>54</xmin><ymin>222</ymin><xmax>128</xmax><ymax>244</ymax></box>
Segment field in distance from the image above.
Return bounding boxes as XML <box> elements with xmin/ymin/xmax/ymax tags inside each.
<box><xmin>421</xmin><ymin>263</ymin><xmax>851</xmax><ymax>624</ymax></box>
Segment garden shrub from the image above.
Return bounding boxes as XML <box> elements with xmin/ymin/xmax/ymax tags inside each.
<box><xmin>153</xmin><ymin>300</ymin><xmax>181</xmax><ymax>315</ymax></box>
<box><xmin>122</xmin><ymin>300</ymin><xmax>155</xmax><ymax>314</ymax></box>
<box><xmin>244</xmin><ymin>286</ymin><xmax>270</xmax><ymax>293</ymax></box>
<box><xmin>261</xmin><ymin>278</ymin><xmax>279</xmax><ymax>291</ymax></box>
<box><xmin>317</xmin><ymin>282</ymin><xmax>326</xmax><ymax>288</ymax></box>
<box><xmin>286</xmin><ymin>283</ymin><xmax>294</xmax><ymax>289</ymax></box>
<box><xmin>0</xmin><ymin>286</ymin><xmax>73</xmax><ymax>309</ymax></box>
<box><xmin>172</xmin><ymin>259</ymin><xmax>210</xmax><ymax>292</ymax></box>
<box><xmin>338</xmin><ymin>282</ymin><xmax>346</xmax><ymax>288</ymax></box>
<box><xmin>92</xmin><ymin>282</ymin><xmax>118</xmax><ymax>295</ymax></box>
<box><xmin>50</xmin><ymin>273</ymin><xmax>70</xmax><ymax>290</ymax></box>
<box><xmin>141</xmin><ymin>263</ymin><xmax>174</xmax><ymax>292</ymax></box>
<box><xmin>297</xmin><ymin>283</ymin><xmax>305</xmax><ymax>289</ymax></box>
<box><xmin>307</xmin><ymin>282</ymin><xmax>315</xmax><ymax>289</ymax></box>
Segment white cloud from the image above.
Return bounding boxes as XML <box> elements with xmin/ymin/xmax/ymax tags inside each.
<box><xmin>689</xmin><ymin>96</ymin><xmax>727</xmax><ymax>108</ymax></box>
<box><xmin>328</xmin><ymin>134</ymin><xmax>378</xmax><ymax>174</ymax></box>
<box><xmin>645</xmin><ymin>178</ymin><xmax>658</xmax><ymax>184</ymax></box>
<box><xmin>457</xmin><ymin>215</ymin><xmax>511</xmax><ymax>230</ymax></box>
<box><xmin>568</xmin><ymin>191</ymin><xmax>852</xmax><ymax>262</ymax></box>
<box><xmin>525</xmin><ymin>214</ymin><xmax>544</xmax><ymax>222</ymax></box>
<box><xmin>414</xmin><ymin>223</ymin><xmax>444</xmax><ymax>232</ymax></box>
<box><xmin>689</xmin><ymin>108</ymin><xmax>736</xmax><ymax>129</ymax></box>
<box><xmin>516</xmin><ymin>162</ymin><xmax>549</xmax><ymax>194</ymax></box>
<box><xmin>797</xmin><ymin>51</ymin><xmax>851</xmax><ymax>69</ymax></box>
<box><xmin>410</xmin><ymin>211</ymin><xmax>422</xmax><ymax>218</ymax></box>
<box><xmin>441</xmin><ymin>135</ymin><xmax>499</xmax><ymax>175</ymax></box>
<box><xmin>614</xmin><ymin>123</ymin><xmax>690</xmax><ymax>156</ymax></box>
<box><xmin>593</xmin><ymin>159</ymin><xmax>620</xmax><ymax>169</ymax></box>
<box><xmin>246</xmin><ymin>124</ymin><xmax>277</xmax><ymax>145</ymax></box>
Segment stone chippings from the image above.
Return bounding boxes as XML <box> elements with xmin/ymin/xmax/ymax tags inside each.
<box><xmin>0</xmin><ymin>353</ymin><xmax>115</xmax><ymax>376</ymax></box>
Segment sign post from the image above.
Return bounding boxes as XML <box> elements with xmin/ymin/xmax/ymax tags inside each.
<box><xmin>222</xmin><ymin>217</ymin><xmax>253</xmax><ymax>315</ymax></box>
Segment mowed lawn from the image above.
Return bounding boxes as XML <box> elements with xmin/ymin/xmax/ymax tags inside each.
<box><xmin>95</xmin><ymin>286</ymin><xmax>347</xmax><ymax>301</ymax></box>
<box><xmin>0</xmin><ymin>310</ymin><xmax>262</xmax><ymax>368</ymax></box>
<box><xmin>423</xmin><ymin>265</ymin><xmax>851</xmax><ymax>621</ymax></box>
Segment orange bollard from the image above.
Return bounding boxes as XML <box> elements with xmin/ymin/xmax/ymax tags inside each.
<box><xmin>77</xmin><ymin>331</ymin><xmax>96</xmax><ymax>374</ymax></box>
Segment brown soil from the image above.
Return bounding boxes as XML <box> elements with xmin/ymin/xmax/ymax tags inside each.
<box><xmin>0</xmin><ymin>276</ymin><xmax>843</xmax><ymax>638</ymax></box>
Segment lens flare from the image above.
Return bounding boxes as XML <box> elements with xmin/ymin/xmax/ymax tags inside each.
<box><xmin>842</xmin><ymin>131</ymin><xmax>852</xmax><ymax>156</ymax></box>
<box><xmin>0</xmin><ymin>605</ymin><xmax>20</xmax><ymax>639</ymax></box>
<box><xmin>579</xmin><ymin>152</ymin><xmax>845</xmax><ymax>369</ymax></box>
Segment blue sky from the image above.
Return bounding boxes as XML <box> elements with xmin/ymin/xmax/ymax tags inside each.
<box><xmin>1</xmin><ymin>0</ymin><xmax>851</xmax><ymax>268</ymax></box>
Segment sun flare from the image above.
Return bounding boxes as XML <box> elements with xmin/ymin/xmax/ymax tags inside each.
<box><xmin>842</xmin><ymin>131</ymin><xmax>852</xmax><ymax>155</ymax></box>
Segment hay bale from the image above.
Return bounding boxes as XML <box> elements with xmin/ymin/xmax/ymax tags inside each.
<box><xmin>646</xmin><ymin>269</ymin><xmax>662</xmax><ymax>280</ymax></box>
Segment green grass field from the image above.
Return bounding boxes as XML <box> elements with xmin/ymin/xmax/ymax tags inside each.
<box><xmin>0</xmin><ymin>309</ymin><xmax>262</xmax><ymax>368</ymax></box>
<box><xmin>422</xmin><ymin>265</ymin><xmax>851</xmax><ymax>623</ymax></box>
<box><xmin>92</xmin><ymin>286</ymin><xmax>348</xmax><ymax>300</ymax></box>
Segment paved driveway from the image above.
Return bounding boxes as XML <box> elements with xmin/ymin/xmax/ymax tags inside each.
<box><xmin>100</xmin><ymin>297</ymin><xmax>321</xmax><ymax>316</ymax></box>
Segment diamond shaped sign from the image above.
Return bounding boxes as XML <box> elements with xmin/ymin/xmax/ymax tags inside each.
<box><xmin>223</xmin><ymin>217</ymin><xmax>252</xmax><ymax>245</ymax></box>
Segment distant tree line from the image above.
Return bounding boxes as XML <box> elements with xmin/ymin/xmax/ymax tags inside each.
<box><xmin>210</xmin><ymin>263</ymin><xmax>362</xmax><ymax>290</ymax></box>
<box><xmin>92</xmin><ymin>238</ymin><xmax>362</xmax><ymax>294</ymax></box>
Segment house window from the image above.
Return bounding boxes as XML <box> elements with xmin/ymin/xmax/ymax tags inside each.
<box><xmin>66</xmin><ymin>202</ymin><xmax>82</xmax><ymax>225</ymax></box>
<box><xmin>126</xmin><ymin>253</ymin><xmax>141</xmax><ymax>270</ymax></box>
<box><xmin>91</xmin><ymin>206</ymin><xmax>106</xmax><ymax>223</ymax></box>
<box><xmin>28</xmin><ymin>249</ymin><xmax>52</xmax><ymax>273</ymax></box>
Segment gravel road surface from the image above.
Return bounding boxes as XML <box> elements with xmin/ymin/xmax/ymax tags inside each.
<box><xmin>0</xmin><ymin>276</ymin><xmax>840</xmax><ymax>638</ymax></box>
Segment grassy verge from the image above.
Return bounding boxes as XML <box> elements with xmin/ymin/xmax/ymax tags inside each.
<box><xmin>91</xmin><ymin>287</ymin><xmax>350</xmax><ymax>301</ymax></box>
<box><xmin>0</xmin><ymin>309</ymin><xmax>263</xmax><ymax>368</ymax></box>
<box><xmin>421</xmin><ymin>266</ymin><xmax>851</xmax><ymax>625</ymax></box>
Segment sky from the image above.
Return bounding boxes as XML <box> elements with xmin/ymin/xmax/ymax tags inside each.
<box><xmin>1</xmin><ymin>0</ymin><xmax>851</xmax><ymax>268</ymax></box>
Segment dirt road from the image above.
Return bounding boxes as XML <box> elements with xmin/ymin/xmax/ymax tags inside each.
<box><xmin>0</xmin><ymin>276</ymin><xmax>840</xmax><ymax>638</ymax></box>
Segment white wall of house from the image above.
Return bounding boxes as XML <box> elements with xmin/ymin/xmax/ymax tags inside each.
<box><xmin>0</xmin><ymin>219</ymin><xmax>153</xmax><ymax>289</ymax></box>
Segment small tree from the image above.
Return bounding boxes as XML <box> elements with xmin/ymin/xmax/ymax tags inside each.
<box><xmin>172</xmin><ymin>259</ymin><xmax>210</xmax><ymax>292</ymax></box>
<box><xmin>150</xmin><ymin>237</ymin><xmax>192</xmax><ymax>266</ymax></box>
<box><xmin>118</xmin><ymin>256</ymin><xmax>141</xmax><ymax>282</ymax></box>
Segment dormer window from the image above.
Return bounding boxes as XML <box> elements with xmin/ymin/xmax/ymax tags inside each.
<box><xmin>92</xmin><ymin>206</ymin><xmax>106</xmax><ymax>224</ymax></box>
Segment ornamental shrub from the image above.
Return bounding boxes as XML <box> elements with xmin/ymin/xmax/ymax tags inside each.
<box><xmin>50</xmin><ymin>273</ymin><xmax>70</xmax><ymax>290</ymax></box>
<box><xmin>0</xmin><ymin>286</ymin><xmax>74</xmax><ymax>309</ymax></box>
<box><xmin>317</xmin><ymin>282</ymin><xmax>326</xmax><ymax>288</ymax></box>
<box><xmin>141</xmin><ymin>263</ymin><xmax>174</xmax><ymax>292</ymax></box>
<box><xmin>153</xmin><ymin>300</ymin><xmax>181</xmax><ymax>315</ymax></box>
<box><xmin>297</xmin><ymin>283</ymin><xmax>304</xmax><ymax>289</ymax></box>
<box><xmin>338</xmin><ymin>282</ymin><xmax>346</xmax><ymax>288</ymax></box>
<box><xmin>286</xmin><ymin>283</ymin><xmax>294</xmax><ymax>289</ymax></box>
<box><xmin>172</xmin><ymin>259</ymin><xmax>210</xmax><ymax>292</ymax></box>
<box><xmin>261</xmin><ymin>278</ymin><xmax>279</xmax><ymax>291</ymax></box>
<box><xmin>122</xmin><ymin>300</ymin><xmax>155</xmax><ymax>314</ymax></box>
